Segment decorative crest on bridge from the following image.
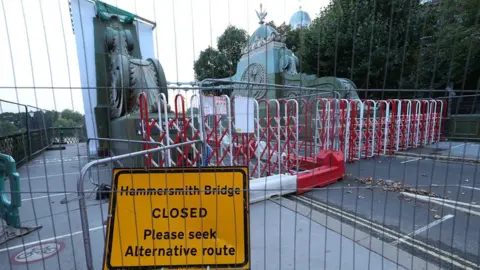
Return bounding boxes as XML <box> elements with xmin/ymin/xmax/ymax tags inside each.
<box><xmin>256</xmin><ymin>3</ymin><xmax>268</xmax><ymax>24</ymax></box>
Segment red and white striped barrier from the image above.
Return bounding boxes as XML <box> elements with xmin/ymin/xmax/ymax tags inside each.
<box><xmin>138</xmin><ymin>93</ymin><xmax>446</xmax><ymax>200</ymax></box>
<box><xmin>313</xmin><ymin>98</ymin><xmax>446</xmax><ymax>162</ymax></box>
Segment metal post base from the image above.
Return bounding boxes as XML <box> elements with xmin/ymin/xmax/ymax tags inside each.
<box><xmin>0</xmin><ymin>220</ymin><xmax>42</xmax><ymax>245</ymax></box>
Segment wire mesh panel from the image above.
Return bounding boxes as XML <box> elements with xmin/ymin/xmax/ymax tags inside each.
<box><xmin>1</xmin><ymin>0</ymin><xmax>480</xmax><ymax>269</ymax></box>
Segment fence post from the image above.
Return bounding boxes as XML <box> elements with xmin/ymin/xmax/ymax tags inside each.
<box><xmin>25</xmin><ymin>106</ymin><xmax>32</xmax><ymax>161</ymax></box>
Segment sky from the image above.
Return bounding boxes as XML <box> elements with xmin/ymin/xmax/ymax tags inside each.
<box><xmin>0</xmin><ymin>0</ymin><xmax>329</xmax><ymax>114</ymax></box>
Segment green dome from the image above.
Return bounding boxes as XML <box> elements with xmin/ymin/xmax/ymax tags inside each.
<box><xmin>289</xmin><ymin>10</ymin><xmax>311</xmax><ymax>29</ymax></box>
<box><xmin>248</xmin><ymin>24</ymin><xmax>279</xmax><ymax>45</ymax></box>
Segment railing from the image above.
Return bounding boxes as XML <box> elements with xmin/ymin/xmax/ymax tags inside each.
<box><xmin>0</xmin><ymin>127</ymin><xmax>86</xmax><ymax>167</ymax></box>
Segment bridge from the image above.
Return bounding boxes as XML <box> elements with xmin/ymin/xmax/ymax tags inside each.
<box><xmin>1</xmin><ymin>92</ymin><xmax>479</xmax><ymax>269</ymax></box>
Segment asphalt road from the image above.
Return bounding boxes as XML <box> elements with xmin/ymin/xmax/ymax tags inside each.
<box><xmin>2</xmin><ymin>144</ymin><xmax>428</xmax><ymax>270</ymax></box>
<box><xmin>3</xmin><ymin>142</ymin><xmax>479</xmax><ymax>269</ymax></box>
<box><xmin>301</xmin><ymin>151</ymin><xmax>480</xmax><ymax>270</ymax></box>
<box><xmin>398</xmin><ymin>141</ymin><xmax>480</xmax><ymax>160</ymax></box>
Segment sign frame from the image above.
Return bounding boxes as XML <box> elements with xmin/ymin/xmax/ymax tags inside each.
<box><xmin>102</xmin><ymin>166</ymin><xmax>250</xmax><ymax>270</ymax></box>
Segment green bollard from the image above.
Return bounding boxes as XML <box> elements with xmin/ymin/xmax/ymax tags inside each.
<box><xmin>0</xmin><ymin>154</ymin><xmax>21</xmax><ymax>228</ymax></box>
<box><xmin>0</xmin><ymin>154</ymin><xmax>42</xmax><ymax>245</ymax></box>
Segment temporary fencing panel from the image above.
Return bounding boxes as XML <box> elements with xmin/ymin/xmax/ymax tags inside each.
<box><xmin>4</xmin><ymin>0</ymin><xmax>478</xmax><ymax>269</ymax></box>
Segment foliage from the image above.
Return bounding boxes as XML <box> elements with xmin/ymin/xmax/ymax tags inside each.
<box><xmin>0</xmin><ymin>120</ymin><xmax>19</xmax><ymax>137</ymax></box>
<box><xmin>193</xmin><ymin>47</ymin><xmax>230</xmax><ymax>82</ymax></box>
<box><xmin>194</xmin><ymin>26</ymin><xmax>248</xmax><ymax>81</ymax></box>
<box><xmin>54</xmin><ymin>109</ymin><xmax>84</xmax><ymax>128</ymax></box>
<box><xmin>0</xmin><ymin>109</ymin><xmax>84</xmax><ymax>137</ymax></box>
<box><xmin>267</xmin><ymin>21</ymin><xmax>303</xmax><ymax>53</ymax></box>
<box><xmin>54</xmin><ymin>117</ymin><xmax>76</xmax><ymax>128</ymax></box>
<box><xmin>217</xmin><ymin>26</ymin><xmax>249</xmax><ymax>73</ymax></box>
<box><xmin>194</xmin><ymin>0</ymin><xmax>478</xmax><ymax>99</ymax></box>
<box><xmin>297</xmin><ymin>0</ymin><xmax>479</xmax><ymax>98</ymax></box>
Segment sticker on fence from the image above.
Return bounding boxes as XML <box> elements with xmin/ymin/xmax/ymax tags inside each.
<box><xmin>103</xmin><ymin>167</ymin><xmax>250</xmax><ymax>270</ymax></box>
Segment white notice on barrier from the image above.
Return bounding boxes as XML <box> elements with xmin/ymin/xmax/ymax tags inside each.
<box><xmin>215</xmin><ymin>97</ymin><xmax>227</xmax><ymax>115</ymax></box>
<box><xmin>203</xmin><ymin>96</ymin><xmax>214</xmax><ymax>115</ymax></box>
<box><xmin>235</xmin><ymin>97</ymin><xmax>255</xmax><ymax>133</ymax></box>
<box><xmin>202</xmin><ymin>96</ymin><xmax>227</xmax><ymax>115</ymax></box>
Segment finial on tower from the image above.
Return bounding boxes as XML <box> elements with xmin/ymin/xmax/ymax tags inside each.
<box><xmin>255</xmin><ymin>3</ymin><xmax>268</xmax><ymax>24</ymax></box>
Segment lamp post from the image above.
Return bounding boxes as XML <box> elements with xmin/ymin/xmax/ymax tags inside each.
<box><xmin>26</xmin><ymin>110</ymin><xmax>35</xmax><ymax>161</ymax></box>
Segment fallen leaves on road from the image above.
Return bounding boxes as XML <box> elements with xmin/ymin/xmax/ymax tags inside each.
<box><xmin>357</xmin><ymin>177</ymin><xmax>374</xmax><ymax>184</ymax></box>
<box><xmin>357</xmin><ymin>177</ymin><xmax>444</xmax><ymax>198</ymax></box>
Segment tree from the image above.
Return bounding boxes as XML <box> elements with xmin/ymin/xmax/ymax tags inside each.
<box><xmin>297</xmin><ymin>0</ymin><xmax>424</xmax><ymax>96</ymax></box>
<box><xmin>0</xmin><ymin>121</ymin><xmax>19</xmax><ymax>137</ymax></box>
<box><xmin>296</xmin><ymin>0</ymin><xmax>479</xmax><ymax>98</ymax></box>
<box><xmin>416</xmin><ymin>0</ymin><xmax>480</xmax><ymax>91</ymax></box>
<box><xmin>44</xmin><ymin>110</ymin><xmax>59</xmax><ymax>128</ymax></box>
<box><xmin>54</xmin><ymin>109</ymin><xmax>84</xmax><ymax>128</ymax></box>
<box><xmin>54</xmin><ymin>118</ymin><xmax>75</xmax><ymax>128</ymax></box>
<box><xmin>59</xmin><ymin>109</ymin><xmax>83</xmax><ymax>124</ymax></box>
<box><xmin>193</xmin><ymin>47</ymin><xmax>230</xmax><ymax>81</ymax></box>
<box><xmin>217</xmin><ymin>26</ymin><xmax>248</xmax><ymax>73</ymax></box>
<box><xmin>194</xmin><ymin>26</ymin><xmax>248</xmax><ymax>82</ymax></box>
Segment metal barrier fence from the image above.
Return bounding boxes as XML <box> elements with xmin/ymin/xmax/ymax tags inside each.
<box><xmin>1</xmin><ymin>99</ymin><xmax>480</xmax><ymax>270</ymax></box>
<box><xmin>2</xmin><ymin>0</ymin><xmax>480</xmax><ymax>269</ymax></box>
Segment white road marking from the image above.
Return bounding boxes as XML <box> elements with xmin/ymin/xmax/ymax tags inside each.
<box><xmin>400</xmin><ymin>192</ymin><xmax>480</xmax><ymax>216</ymax></box>
<box><xmin>390</xmin><ymin>214</ymin><xmax>454</xmax><ymax>246</ymax></box>
<box><xmin>400</xmin><ymin>157</ymin><xmax>421</xmax><ymax>164</ymax></box>
<box><xmin>23</xmin><ymin>160</ymin><xmax>87</xmax><ymax>168</ymax></box>
<box><xmin>0</xmin><ymin>225</ymin><xmax>105</xmax><ymax>253</ymax></box>
<box><xmin>20</xmin><ymin>172</ymin><xmax>80</xmax><ymax>181</ymax></box>
<box><xmin>19</xmin><ymin>169</ymin><xmax>110</xmax><ymax>181</ymax></box>
<box><xmin>461</xmin><ymin>185</ymin><xmax>480</xmax><ymax>191</ymax></box>
<box><xmin>295</xmin><ymin>195</ymin><xmax>477</xmax><ymax>270</ymax></box>
<box><xmin>450</xmin><ymin>143</ymin><xmax>466</xmax><ymax>149</ymax></box>
<box><xmin>21</xmin><ymin>189</ymin><xmax>93</xmax><ymax>202</ymax></box>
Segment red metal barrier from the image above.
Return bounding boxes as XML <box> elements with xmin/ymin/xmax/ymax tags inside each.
<box><xmin>139</xmin><ymin>93</ymin><xmax>447</xmax><ymax>187</ymax></box>
<box><xmin>296</xmin><ymin>150</ymin><xmax>345</xmax><ymax>194</ymax></box>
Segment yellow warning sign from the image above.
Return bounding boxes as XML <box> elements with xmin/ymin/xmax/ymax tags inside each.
<box><xmin>103</xmin><ymin>167</ymin><xmax>250</xmax><ymax>270</ymax></box>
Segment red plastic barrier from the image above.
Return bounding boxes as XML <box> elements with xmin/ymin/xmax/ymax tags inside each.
<box><xmin>295</xmin><ymin>150</ymin><xmax>345</xmax><ymax>195</ymax></box>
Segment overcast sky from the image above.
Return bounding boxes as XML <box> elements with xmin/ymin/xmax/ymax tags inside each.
<box><xmin>0</xmin><ymin>0</ymin><xmax>328</xmax><ymax>114</ymax></box>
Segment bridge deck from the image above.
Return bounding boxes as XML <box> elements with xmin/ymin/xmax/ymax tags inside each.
<box><xmin>304</xmin><ymin>141</ymin><xmax>480</xmax><ymax>269</ymax></box>
<box><xmin>0</xmin><ymin>143</ymin><xmax>444</xmax><ymax>269</ymax></box>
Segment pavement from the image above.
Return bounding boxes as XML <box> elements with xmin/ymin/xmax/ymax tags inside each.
<box><xmin>0</xmin><ymin>142</ymin><xmax>477</xmax><ymax>269</ymax></box>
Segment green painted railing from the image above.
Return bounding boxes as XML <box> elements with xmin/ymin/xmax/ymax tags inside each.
<box><xmin>0</xmin><ymin>127</ymin><xmax>86</xmax><ymax>167</ymax></box>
